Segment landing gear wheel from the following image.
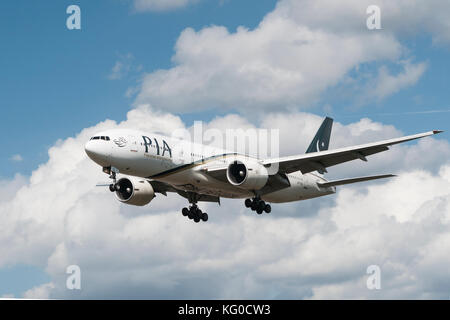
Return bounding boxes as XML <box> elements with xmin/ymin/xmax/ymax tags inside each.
<box><xmin>183</xmin><ymin>202</ymin><xmax>209</xmax><ymax>223</ymax></box>
<box><xmin>109</xmin><ymin>184</ymin><xmax>115</xmax><ymax>192</ymax></box>
<box><xmin>245</xmin><ymin>197</ymin><xmax>272</xmax><ymax>215</ymax></box>
<box><xmin>189</xmin><ymin>205</ymin><xmax>197</xmax><ymax>218</ymax></box>
<box><xmin>257</xmin><ymin>200</ymin><xmax>265</xmax><ymax>212</ymax></box>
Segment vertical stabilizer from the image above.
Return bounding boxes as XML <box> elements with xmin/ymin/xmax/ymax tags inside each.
<box><xmin>306</xmin><ymin>117</ymin><xmax>333</xmax><ymax>153</ymax></box>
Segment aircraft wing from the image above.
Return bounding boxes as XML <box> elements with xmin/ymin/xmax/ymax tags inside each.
<box><xmin>148</xmin><ymin>180</ymin><xmax>179</xmax><ymax>195</ymax></box>
<box><xmin>149</xmin><ymin>179</ymin><xmax>221</xmax><ymax>203</ymax></box>
<box><xmin>262</xmin><ymin>130</ymin><xmax>443</xmax><ymax>175</ymax></box>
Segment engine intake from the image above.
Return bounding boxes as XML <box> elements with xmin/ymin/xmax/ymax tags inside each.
<box><xmin>115</xmin><ymin>176</ymin><xmax>155</xmax><ymax>206</ymax></box>
<box><xmin>226</xmin><ymin>160</ymin><xmax>268</xmax><ymax>190</ymax></box>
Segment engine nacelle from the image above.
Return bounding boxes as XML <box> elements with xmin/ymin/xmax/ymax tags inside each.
<box><xmin>226</xmin><ymin>160</ymin><xmax>269</xmax><ymax>190</ymax></box>
<box><xmin>115</xmin><ymin>176</ymin><xmax>155</xmax><ymax>206</ymax></box>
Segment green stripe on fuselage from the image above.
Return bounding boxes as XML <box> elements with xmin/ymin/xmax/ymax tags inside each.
<box><xmin>147</xmin><ymin>153</ymin><xmax>240</xmax><ymax>179</ymax></box>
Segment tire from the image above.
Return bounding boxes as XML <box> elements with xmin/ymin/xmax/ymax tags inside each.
<box><xmin>109</xmin><ymin>184</ymin><xmax>115</xmax><ymax>192</ymax></box>
<box><xmin>257</xmin><ymin>201</ymin><xmax>265</xmax><ymax>212</ymax></box>
<box><xmin>182</xmin><ymin>207</ymin><xmax>189</xmax><ymax>216</ymax></box>
<box><xmin>188</xmin><ymin>206</ymin><xmax>197</xmax><ymax>219</ymax></box>
<box><xmin>194</xmin><ymin>217</ymin><xmax>200</xmax><ymax>223</ymax></box>
<box><xmin>264</xmin><ymin>204</ymin><xmax>271</xmax><ymax>214</ymax></box>
<box><xmin>245</xmin><ymin>199</ymin><xmax>252</xmax><ymax>208</ymax></box>
<box><xmin>256</xmin><ymin>208</ymin><xmax>263</xmax><ymax>214</ymax></box>
<box><xmin>251</xmin><ymin>201</ymin><xmax>258</xmax><ymax>211</ymax></box>
<box><xmin>201</xmin><ymin>213</ymin><xmax>209</xmax><ymax>222</ymax></box>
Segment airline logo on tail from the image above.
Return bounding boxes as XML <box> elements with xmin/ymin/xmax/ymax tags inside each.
<box><xmin>306</xmin><ymin>117</ymin><xmax>333</xmax><ymax>153</ymax></box>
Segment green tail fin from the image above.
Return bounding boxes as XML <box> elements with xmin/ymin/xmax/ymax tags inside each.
<box><xmin>306</xmin><ymin>117</ymin><xmax>333</xmax><ymax>153</ymax></box>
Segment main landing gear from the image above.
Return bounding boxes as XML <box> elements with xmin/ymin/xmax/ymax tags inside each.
<box><xmin>245</xmin><ymin>197</ymin><xmax>271</xmax><ymax>214</ymax></box>
<box><xmin>182</xmin><ymin>193</ymin><xmax>208</xmax><ymax>223</ymax></box>
<box><xmin>182</xmin><ymin>204</ymin><xmax>208</xmax><ymax>223</ymax></box>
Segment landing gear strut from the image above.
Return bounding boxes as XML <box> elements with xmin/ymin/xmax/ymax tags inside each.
<box><xmin>181</xmin><ymin>204</ymin><xmax>208</xmax><ymax>223</ymax></box>
<box><xmin>245</xmin><ymin>197</ymin><xmax>271</xmax><ymax>214</ymax></box>
<box><xmin>105</xmin><ymin>167</ymin><xmax>119</xmax><ymax>193</ymax></box>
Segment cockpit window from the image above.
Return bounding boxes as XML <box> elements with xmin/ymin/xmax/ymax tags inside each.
<box><xmin>90</xmin><ymin>136</ymin><xmax>110</xmax><ymax>141</ymax></box>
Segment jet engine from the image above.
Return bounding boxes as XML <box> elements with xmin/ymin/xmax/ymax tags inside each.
<box><xmin>114</xmin><ymin>176</ymin><xmax>155</xmax><ymax>206</ymax></box>
<box><xmin>226</xmin><ymin>160</ymin><xmax>269</xmax><ymax>190</ymax></box>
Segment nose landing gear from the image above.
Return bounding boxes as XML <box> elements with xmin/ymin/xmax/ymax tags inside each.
<box><xmin>245</xmin><ymin>197</ymin><xmax>271</xmax><ymax>214</ymax></box>
<box><xmin>104</xmin><ymin>166</ymin><xmax>119</xmax><ymax>192</ymax></box>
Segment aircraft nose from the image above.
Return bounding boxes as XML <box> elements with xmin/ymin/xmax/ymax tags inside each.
<box><xmin>85</xmin><ymin>140</ymin><xmax>110</xmax><ymax>165</ymax></box>
<box><xmin>84</xmin><ymin>140</ymin><xmax>97</xmax><ymax>159</ymax></box>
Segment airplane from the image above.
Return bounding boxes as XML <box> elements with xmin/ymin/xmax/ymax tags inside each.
<box><xmin>84</xmin><ymin>117</ymin><xmax>443</xmax><ymax>223</ymax></box>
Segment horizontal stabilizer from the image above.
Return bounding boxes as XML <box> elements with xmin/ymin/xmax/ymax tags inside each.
<box><xmin>317</xmin><ymin>174</ymin><xmax>396</xmax><ymax>188</ymax></box>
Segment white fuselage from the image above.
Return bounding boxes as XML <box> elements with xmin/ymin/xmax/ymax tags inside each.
<box><xmin>85</xmin><ymin>129</ymin><xmax>335</xmax><ymax>203</ymax></box>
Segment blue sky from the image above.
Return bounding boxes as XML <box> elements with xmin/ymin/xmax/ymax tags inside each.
<box><xmin>0</xmin><ymin>0</ymin><xmax>449</xmax><ymax>298</ymax></box>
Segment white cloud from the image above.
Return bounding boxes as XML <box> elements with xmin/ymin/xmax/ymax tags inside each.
<box><xmin>0</xmin><ymin>174</ymin><xmax>27</xmax><ymax>203</ymax></box>
<box><xmin>277</xmin><ymin>0</ymin><xmax>450</xmax><ymax>45</ymax></box>
<box><xmin>130</xmin><ymin>0</ymin><xmax>450</xmax><ymax>113</ymax></box>
<box><xmin>108</xmin><ymin>53</ymin><xmax>141</xmax><ymax>80</ymax></box>
<box><xmin>0</xmin><ymin>106</ymin><xmax>448</xmax><ymax>299</ymax></box>
<box><xmin>133</xmin><ymin>0</ymin><xmax>199</xmax><ymax>12</ymax></box>
<box><xmin>367</xmin><ymin>61</ymin><xmax>428</xmax><ymax>101</ymax></box>
<box><xmin>135</xmin><ymin>21</ymin><xmax>403</xmax><ymax>112</ymax></box>
<box><xmin>109</xmin><ymin>61</ymin><xmax>126</xmax><ymax>80</ymax></box>
<box><xmin>10</xmin><ymin>154</ymin><xmax>23</xmax><ymax>162</ymax></box>
<box><xmin>23</xmin><ymin>282</ymin><xmax>55</xmax><ymax>299</ymax></box>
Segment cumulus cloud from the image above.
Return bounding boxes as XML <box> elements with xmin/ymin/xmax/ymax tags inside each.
<box><xmin>366</xmin><ymin>61</ymin><xmax>428</xmax><ymax>101</ymax></box>
<box><xmin>281</xmin><ymin>0</ymin><xmax>450</xmax><ymax>45</ymax></box>
<box><xmin>0</xmin><ymin>174</ymin><xmax>27</xmax><ymax>203</ymax></box>
<box><xmin>133</xmin><ymin>0</ymin><xmax>199</xmax><ymax>12</ymax></box>
<box><xmin>135</xmin><ymin>19</ymin><xmax>403</xmax><ymax>112</ymax></box>
<box><xmin>129</xmin><ymin>0</ymin><xmax>450</xmax><ymax>113</ymax></box>
<box><xmin>0</xmin><ymin>105</ymin><xmax>448</xmax><ymax>299</ymax></box>
<box><xmin>23</xmin><ymin>282</ymin><xmax>55</xmax><ymax>299</ymax></box>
